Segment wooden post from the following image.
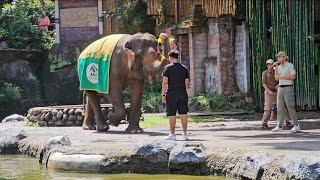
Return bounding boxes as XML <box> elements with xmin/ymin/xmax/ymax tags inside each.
<box><xmin>175</xmin><ymin>0</ymin><xmax>178</xmax><ymax>23</ymax></box>
<box><xmin>54</xmin><ymin>0</ymin><xmax>60</xmax><ymax>44</ymax></box>
<box><xmin>98</xmin><ymin>0</ymin><xmax>103</xmax><ymax>35</ymax></box>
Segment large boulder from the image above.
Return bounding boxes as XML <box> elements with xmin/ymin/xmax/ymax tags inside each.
<box><xmin>132</xmin><ymin>141</ymin><xmax>176</xmax><ymax>163</ymax></box>
<box><xmin>0</xmin><ymin>125</ymin><xmax>26</xmax><ymax>154</ymax></box>
<box><xmin>1</xmin><ymin>114</ymin><xmax>26</xmax><ymax>123</ymax></box>
<box><xmin>39</xmin><ymin>135</ymin><xmax>71</xmax><ymax>165</ymax></box>
<box><xmin>168</xmin><ymin>143</ymin><xmax>205</xmax><ymax>174</ymax></box>
<box><xmin>231</xmin><ymin>152</ymin><xmax>270</xmax><ymax>179</ymax></box>
<box><xmin>47</xmin><ymin>152</ymin><xmax>104</xmax><ymax>172</ymax></box>
<box><xmin>262</xmin><ymin>153</ymin><xmax>320</xmax><ymax>179</ymax></box>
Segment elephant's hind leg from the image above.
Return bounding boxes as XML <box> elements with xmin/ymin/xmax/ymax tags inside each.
<box><xmin>82</xmin><ymin>97</ymin><xmax>96</xmax><ymax>130</ymax></box>
<box><xmin>86</xmin><ymin>91</ymin><xmax>109</xmax><ymax>132</ymax></box>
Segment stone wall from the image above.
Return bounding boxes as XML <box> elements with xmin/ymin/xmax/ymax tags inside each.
<box><xmin>235</xmin><ymin>22</ymin><xmax>250</xmax><ymax>94</ymax></box>
<box><xmin>26</xmin><ymin>104</ymin><xmax>131</xmax><ymax>127</ymax></box>
<box><xmin>206</xmin><ymin>19</ymin><xmax>220</xmax><ymax>93</ymax></box>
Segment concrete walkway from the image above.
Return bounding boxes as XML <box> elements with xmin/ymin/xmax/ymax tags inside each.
<box><xmin>2</xmin><ymin>115</ymin><xmax>320</xmax><ymax>179</ymax></box>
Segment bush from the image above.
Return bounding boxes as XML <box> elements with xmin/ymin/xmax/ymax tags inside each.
<box><xmin>190</xmin><ymin>93</ymin><xmax>254</xmax><ymax>112</ymax></box>
<box><xmin>0</xmin><ymin>0</ymin><xmax>55</xmax><ymax>50</ymax></box>
<box><xmin>0</xmin><ymin>81</ymin><xmax>27</xmax><ymax>120</ymax></box>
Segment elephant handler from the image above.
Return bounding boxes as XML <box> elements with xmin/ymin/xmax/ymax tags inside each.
<box><xmin>261</xmin><ymin>59</ymin><xmax>278</xmax><ymax>128</ymax></box>
<box><xmin>161</xmin><ymin>50</ymin><xmax>190</xmax><ymax>141</ymax></box>
<box><xmin>272</xmin><ymin>51</ymin><xmax>300</xmax><ymax>132</ymax></box>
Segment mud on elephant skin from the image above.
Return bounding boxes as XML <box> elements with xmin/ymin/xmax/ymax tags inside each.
<box><xmin>80</xmin><ymin>33</ymin><xmax>169</xmax><ymax>133</ymax></box>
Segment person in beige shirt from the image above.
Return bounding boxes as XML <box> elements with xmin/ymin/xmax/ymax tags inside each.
<box><xmin>261</xmin><ymin>59</ymin><xmax>278</xmax><ymax>128</ymax></box>
<box><xmin>272</xmin><ymin>51</ymin><xmax>300</xmax><ymax>132</ymax></box>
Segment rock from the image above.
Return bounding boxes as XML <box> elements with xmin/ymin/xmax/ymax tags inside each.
<box><xmin>2</xmin><ymin>114</ymin><xmax>26</xmax><ymax>123</ymax></box>
<box><xmin>57</xmin><ymin>110</ymin><xmax>63</xmax><ymax>119</ymax></box>
<box><xmin>63</xmin><ymin>109</ymin><xmax>68</xmax><ymax>114</ymax></box>
<box><xmin>0</xmin><ymin>125</ymin><xmax>26</xmax><ymax>154</ymax></box>
<box><xmin>54</xmin><ymin>120</ymin><xmax>64</xmax><ymax>126</ymax></box>
<box><xmin>231</xmin><ymin>152</ymin><xmax>270</xmax><ymax>179</ymax></box>
<box><xmin>37</xmin><ymin>121</ymin><xmax>47</xmax><ymax>127</ymax></box>
<box><xmin>132</xmin><ymin>141</ymin><xmax>176</xmax><ymax>163</ymax></box>
<box><xmin>68</xmin><ymin>115</ymin><xmax>77</xmax><ymax>121</ymax></box>
<box><xmin>189</xmin><ymin>102</ymin><xmax>200</xmax><ymax>112</ymax></box>
<box><xmin>0</xmin><ymin>41</ymin><xmax>9</xmax><ymax>49</ymax></box>
<box><xmin>263</xmin><ymin>153</ymin><xmax>320</xmax><ymax>180</ymax></box>
<box><xmin>76</xmin><ymin>115</ymin><xmax>83</xmax><ymax>121</ymax></box>
<box><xmin>63</xmin><ymin>114</ymin><xmax>69</xmax><ymax>121</ymax></box>
<box><xmin>168</xmin><ymin>143</ymin><xmax>205</xmax><ymax>173</ymax></box>
<box><xmin>39</xmin><ymin>135</ymin><xmax>71</xmax><ymax>165</ymax></box>
<box><xmin>40</xmin><ymin>113</ymin><xmax>46</xmax><ymax>121</ymax></box>
<box><xmin>68</xmin><ymin>109</ymin><xmax>75</xmax><ymax>115</ymax></box>
<box><xmin>75</xmin><ymin>120</ymin><xmax>82</xmax><ymax>126</ymax></box>
<box><xmin>52</xmin><ymin>109</ymin><xmax>58</xmax><ymax>116</ymax></box>
<box><xmin>48</xmin><ymin>120</ymin><xmax>55</xmax><ymax>126</ymax></box>
<box><xmin>47</xmin><ymin>152</ymin><xmax>104</xmax><ymax>172</ymax></box>
<box><xmin>44</xmin><ymin>112</ymin><xmax>52</xmax><ymax>121</ymax></box>
<box><xmin>74</xmin><ymin>109</ymin><xmax>82</xmax><ymax>115</ymax></box>
<box><xmin>66</xmin><ymin>120</ymin><xmax>73</xmax><ymax>126</ymax></box>
<box><xmin>41</xmin><ymin>110</ymin><xmax>48</xmax><ymax>114</ymax></box>
<box><xmin>52</xmin><ymin>115</ymin><xmax>57</xmax><ymax>121</ymax></box>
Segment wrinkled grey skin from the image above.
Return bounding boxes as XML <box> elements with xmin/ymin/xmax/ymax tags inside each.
<box><xmin>82</xmin><ymin>33</ymin><xmax>168</xmax><ymax>133</ymax></box>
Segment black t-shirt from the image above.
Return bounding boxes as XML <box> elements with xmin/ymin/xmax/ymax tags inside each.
<box><xmin>163</xmin><ymin>63</ymin><xmax>190</xmax><ymax>93</ymax></box>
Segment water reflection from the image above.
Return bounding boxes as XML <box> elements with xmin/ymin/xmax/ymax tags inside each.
<box><xmin>0</xmin><ymin>155</ymin><xmax>233</xmax><ymax>180</ymax></box>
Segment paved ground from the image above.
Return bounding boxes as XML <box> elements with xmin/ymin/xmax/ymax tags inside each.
<box><xmin>15</xmin><ymin>114</ymin><xmax>320</xmax><ymax>156</ymax></box>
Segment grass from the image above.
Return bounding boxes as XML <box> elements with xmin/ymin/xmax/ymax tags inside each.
<box><xmin>140</xmin><ymin>115</ymin><xmax>225</xmax><ymax>128</ymax></box>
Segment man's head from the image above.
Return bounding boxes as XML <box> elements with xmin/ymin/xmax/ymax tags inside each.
<box><xmin>42</xmin><ymin>11</ymin><xmax>47</xmax><ymax>16</ymax></box>
<box><xmin>266</xmin><ymin>59</ymin><xmax>274</xmax><ymax>70</ymax></box>
<box><xmin>276</xmin><ymin>51</ymin><xmax>288</xmax><ymax>64</ymax></box>
<box><xmin>168</xmin><ymin>50</ymin><xmax>179</xmax><ymax>62</ymax></box>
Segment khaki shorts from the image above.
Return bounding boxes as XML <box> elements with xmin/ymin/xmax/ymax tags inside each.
<box><xmin>264</xmin><ymin>90</ymin><xmax>277</xmax><ymax>111</ymax></box>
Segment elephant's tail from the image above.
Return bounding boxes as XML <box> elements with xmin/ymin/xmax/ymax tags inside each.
<box><xmin>82</xmin><ymin>91</ymin><xmax>86</xmax><ymax>116</ymax></box>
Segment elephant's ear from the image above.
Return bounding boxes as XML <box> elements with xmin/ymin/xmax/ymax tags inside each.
<box><xmin>125</xmin><ymin>38</ymin><xmax>143</xmax><ymax>55</ymax></box>
<box><xmin>123</xmin><ymin>48</ymin><xmax>136</xmax><ymax>70</ymax></box>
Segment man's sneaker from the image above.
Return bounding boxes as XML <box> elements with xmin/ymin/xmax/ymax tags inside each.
<box><xmin>164</xmin><ymin>134</ymin><xmax>176</xmax><ymax>141</ymax></box>
<box><xmin>261</xmin><ymin>124</ymin><xmax>269</xmax><ymax>129</ymax></box>
<box><xmin>182</xmin><ymin>133</ymin><xmax>189</xmax><ymax>141</ymax></box>
<box><xmin>271</xmin><ymin>126</ymin><xmax>283</xmax><ymax>132</ymax></box>
<box><xmin>291</xmin><ymin>124</ymin><xmax>301</xmax><ymax>133</ymax></box>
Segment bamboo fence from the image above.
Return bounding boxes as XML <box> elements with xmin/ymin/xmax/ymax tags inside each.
<box><xmin>247</xmin><ymin>0</ymin><xmax>319</xmax><ymax>110</ymax></box>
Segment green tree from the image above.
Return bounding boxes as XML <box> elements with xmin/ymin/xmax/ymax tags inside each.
<box><xmin>0</xmin><ymin>0</ymin><xmax>55</xmax><ymax>50</ymax></box>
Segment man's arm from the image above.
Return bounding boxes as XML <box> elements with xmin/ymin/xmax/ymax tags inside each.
<box><xmin>162</xmin><ymin>76</ymin><xmax>168</xmax><ymax>95</ymax></box>
<box><xmin>279</xmin><ymin>74</ymin><xmax>295</xmax><ymax>80</ymax></box>
<box><xmin>262</xmin><ymin>71</ymin><xmax>272</xmax><ymax>94</ymax></box>
<box><xmin>279</xmin><ymin>64</ymin><xmax>296</xmax><ymax>80</ymax></box>
<box><xmin>274</xmin><ymin>67</ymin><xmax>280</xmax><ymax>81</ymax></box>
<box><xmin>185</xmin><ymin>78</ymin><xmax>190</xmax><ymax>90</ymax></box>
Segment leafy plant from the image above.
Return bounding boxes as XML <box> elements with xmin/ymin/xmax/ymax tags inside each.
<box><xmin>0</xmin><ymin>0</ymin><xmax>55</xmax><ymax>50</ymax></box>
<box><xmin>0</xmin><ymin>81</ymin><xmax>27</xmax><ymax>120</ymax></box>
<box><xmin>115</xmin><ymin>0</ymin><xmax>154</xmax><ymax>34</ymax></box>
<box><xmin>190</xmin><ymin>93</ymin><xmax>254</xmax><ymax>112</ymax></box>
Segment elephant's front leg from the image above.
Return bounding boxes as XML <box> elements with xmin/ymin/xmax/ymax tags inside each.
<box><xmin>126</xmin><ymin>80</ymin><xmax>144</xmax><ymax>133</ymax></box>
<box><xmin>106</xmin><ymin>88</ymin><xmax>126</xmax><ymax>127</ymax></box>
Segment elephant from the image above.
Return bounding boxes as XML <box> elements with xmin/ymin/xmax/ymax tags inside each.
<box><xmin>80</xmin><ymin>33</ymin><xmax>169</xmax><ymax>133</ymax></box>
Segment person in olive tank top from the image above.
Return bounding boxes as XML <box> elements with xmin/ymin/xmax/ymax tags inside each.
<box><xmin>161</xmin><ymin>50</ymin><xmax>190</xmax><ymax>141</ymax></box>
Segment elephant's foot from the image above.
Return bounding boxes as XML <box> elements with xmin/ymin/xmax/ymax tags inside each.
<box><xmin>96</xmin><ymin>124</ymin><xmax>109</xmax><ymax>132</ymax></box>
<box><xmin>109</xmin><ymin>118</ymin><xmax>121</xmax><ymax>127</ymax></box>
<box><xmin>82</xmin><ymin>124</ymin><xmax>96</xmax><ymax>130</ymax></box>
<box><xmin>82</xmin><ymin>119</ymin><xmax>96</xmax><ymax>130</ymax></box>
<box><xmin>125</xmin><ymin>125</ymin><xmax>144</xmax><ymax>134</ymax></box>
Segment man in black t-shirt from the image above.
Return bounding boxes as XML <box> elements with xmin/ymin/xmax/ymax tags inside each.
<box><xmin>161</xmin><ymin>50</ymin><xmax>190</xmax><ymax>141</ymax></box>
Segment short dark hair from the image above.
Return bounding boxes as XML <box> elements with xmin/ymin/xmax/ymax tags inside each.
<box><xmin>168</xmin><ymin>50</ymin><xmax>179</xmax><ymax>59</ymax></box>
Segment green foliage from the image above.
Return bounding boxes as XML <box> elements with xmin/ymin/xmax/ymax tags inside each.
<box><xmin>115</xmin><ymin>0</ymin><xmax>153</xmax><ymax>33</ymax></box>
<box><xmin>0</xmin><ymin>81</ymin><xmax>27</xmax><ymax>119</ymax></box>
<box><xmin>0</xmin><ymin>0</ymin><xmax>55</xmax><ymax>50</ymax></box>
<box><xmin>141</xmin><ymin>80</ymin><xmax>162</xmax><ymax>113</ymax></box>
<box><xmin>190</xmin><ymin>93</ymin><xmax>254</xmax><ymax>112</ymax></box>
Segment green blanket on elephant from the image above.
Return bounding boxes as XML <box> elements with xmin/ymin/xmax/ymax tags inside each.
<box><xmin>78</xmin><ymin>34</ymin><xmax>126</xmax><ymax>94</ymax></box>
